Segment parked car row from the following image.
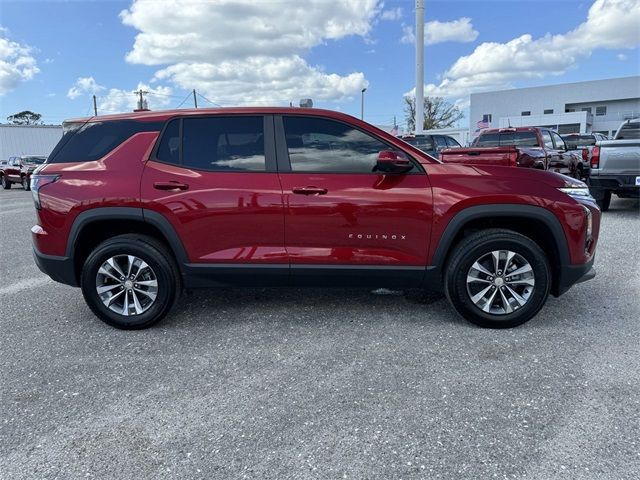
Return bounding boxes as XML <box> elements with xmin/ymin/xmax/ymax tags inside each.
<box><xmin>400</xmin><ymin>120</ymin><xmax>638</xmax><ymax>212</ymax></box>
<box><xmin>0</xmin><ymin>155</ymin><xmax>47</xmax><ymax>190</ymax></box>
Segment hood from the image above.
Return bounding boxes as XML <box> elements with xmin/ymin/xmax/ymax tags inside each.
<box><xmin>469</xmin><ymin>164</ymin><xmax>586</xmax><ymax>189</ymax></box>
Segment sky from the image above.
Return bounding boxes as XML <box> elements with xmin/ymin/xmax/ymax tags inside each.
<box><xmin>0</xmin><ymin>0</ymin><xmax>638</xmax><ymax>129</ymax></box>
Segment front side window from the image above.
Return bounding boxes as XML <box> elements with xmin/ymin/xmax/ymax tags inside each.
<box><xmin>182</xmin><ymin>116</ymin><xmax>265</xmax><ymax>171</ymax></box>
<box><xmin>283</xmin><ymin>116</ymin><xmax>406</xmax><ymax>173</ymax></box>
<box><xmin>541</xmin><ymin>131</ymin><xmax>554</xmax><ymax>149</ymax></box>
<box><xmin>445</xmin><ymin>136</ymin><xmax>461</xmax><ymax>147</ymax></box>
<box><xmin>551</xmin><ymin>132</ymin><xmax>566</xmax><ymax>150</ymax></box>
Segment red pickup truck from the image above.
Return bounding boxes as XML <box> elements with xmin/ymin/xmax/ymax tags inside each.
<box><xmin>440</xmin><ymin>127</ymin><xmax>580</xmax><ymax>178</ymax></box>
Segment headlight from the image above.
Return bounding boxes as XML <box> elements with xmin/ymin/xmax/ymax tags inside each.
<box><xmin>581</xmin><ymin>204</ymin><xmax>593</xmax><ymax>238</ymax></box>
<box><xmin>558</xmin><ymin>187</ymin><xmax>594</xmax><ymax>201</ymax></box>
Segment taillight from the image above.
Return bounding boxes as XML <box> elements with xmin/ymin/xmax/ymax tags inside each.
<box><xmin>591</xmin><ymin>146</ymin><xmax>600</xmax><ymax>169</ymax></box>
<box><xmin>509</xmin><ymin>151</ymin><xmax>518</xmax><ymax>166</ymax></box>
<box><xmin>30</xmin><ymin>174</ymin><xmax>59</xmax><ymax>209</ymax></box>
<box><xmin>581</xmin><ymin>148</ymin><xmax>588</xmax><ymax>162</ymax></box>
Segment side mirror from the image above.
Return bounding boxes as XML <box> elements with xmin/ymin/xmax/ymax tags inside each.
<box><xmin>376</xmin><ymin>150</ymin><xmax>412</xmax><ymax>173</ymax></box>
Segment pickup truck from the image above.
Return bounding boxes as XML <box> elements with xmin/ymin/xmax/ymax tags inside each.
<box><xmin>587</xmin><ymin>118</ymin><xmax>640</xmax><ymax>211</ymax></box>
<box><xmin>0</xmin><ymin>155</ymin><xmax>47</xmax><ymax>190</ymax></box>
<box><xmin>440</xmin><ymin>127</ymin><xmax>580</xmax><ymax>178</ymax></box>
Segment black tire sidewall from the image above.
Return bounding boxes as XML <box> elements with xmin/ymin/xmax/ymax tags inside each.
<box><xmin>81</xmin><ymin>239</ymin><xmax>177</xmax><ymax>329</ymax></box>
<box><xmin>447</xmin><ymin>235</ymin><xmax>550</xmax><ymax>328</ymax></box>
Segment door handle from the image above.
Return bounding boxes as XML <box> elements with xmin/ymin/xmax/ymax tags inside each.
<box><xmin>292</xmin><ymin>186</ymin><xmax>328</xmax><ymax>195</ymax></box>
<box><xmin>153</xmin><ymin>181</ymin><xmax>189</xmax><ymax>191</ymax></box>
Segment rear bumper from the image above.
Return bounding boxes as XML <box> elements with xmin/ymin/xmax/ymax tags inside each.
<box><xmin>33</xmin><ymin>247</ymin><xmax>78</xmax><ymax>287</ymax></box>
<box><xmin>588</xmin><ymin>175</ymin><xmax>640</xmax><ymax>197</ymax></box>
<box><xmin>553</xmin><ymin>256</ymin><xmax>595</xmax><ymax>297</ymax></box>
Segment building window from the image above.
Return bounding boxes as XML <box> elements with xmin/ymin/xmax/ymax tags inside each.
<box><xmin>482</xmin><ymin>114</ymin><xmax>492</xmax><ymax>123</ymax></box>
<box><xmin>544</xmin><ymin>109</ymin><xmax>554</xmax><ymax>114</ymax></box>
<box><xmin>582</xmin><ymin>107</ymin><xmax>592</xmax><ymax>114</ymax></box>
<box><xmin>521</xmin><ymin>111</ymin><xmax>531</xmax><ymax>116</ymax></box>
<box><xmin>596</xmin><ymin>106</ymin><xmax>607</xmax><ymax>116</ymax></box>
<box><xmin>565</xmin><ymin>108</ymin><xmax>575</xmax><ymax>113</ymax></box>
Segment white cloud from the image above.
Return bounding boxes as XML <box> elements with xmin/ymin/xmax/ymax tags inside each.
<box><xmin>401</xmin><ymin>17</ymin><xmax>478</xmax><ymax>45</ymax></box>
<box><xmin>420</xmin><ymin>0</ymin><xmax>640</xmax><ymax>99</ymax></box>
<box><xmin>381</xmin><ymin>7</ymin><xmax>402</xmax><ymax>21</ymax></box>
<box><xmin>97</xmin><ymin>82</ymin><xmax>173</xmax><ymax>114</ymax></box>
<box><xmin>617</xmin><ymin>53</ymin><xmax>628</xmax><ymax>61</ymax></box>
<box><xmin>67</xmin><ymin>76</ymin><xmax>105</xmax><ymax>99</ymax></box>
<box><xmin>119</xmin><ymin>0</ymin><xmax>379</xmax><ymax>104</ymax></box>
<box><xmin>0</xmin><ymin>29</ymin><xmax>39</xmax><ymax>95</ymax></box>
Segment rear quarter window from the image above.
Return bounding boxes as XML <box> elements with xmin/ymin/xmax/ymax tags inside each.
<box><xmin>47</xmin><ymin>120</ymin><xmax>162</xmax><ymax>163</ymax></box>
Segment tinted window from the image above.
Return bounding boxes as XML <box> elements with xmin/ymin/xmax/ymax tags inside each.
<box><xmin>476</xmin><ymin>132</ymin><xmax>538</xmax><ymax>147</ymax></box>
<box><xmin>562</xmin><ymin>135</ymin><xmax>596</xmax><ymax>148</ymax></box>
<box><xmin>476</xmin><ymin>133</ymin><xmax>500</xmax><ymax>146</ymax></box>
<box><xmin>182</xmin><ymin>116</ymin><xmax>265</xmax><ymax>171</ymax></box>
<box><xmin>403</xmin><ymin>136</ymin><xmax>434</xmax><ymax>151</ymax></box>
<box><xmin>156</xmin><ymin>119</ymin><xmax>180</xmax><ymax>164</ymax></box>
<box><xmin>445</xmin><ymin>136</ymin><xmax>461</xmax><ymax>147</ymax></box>
<box><xmin>283</xmin><ymin>116</ymin><xmax>402</xmax><ymax>173</ymax></box>
<box><xmin>48</xmin><ymin>120</ymin><xmax>162</xmax><ymax>163</ymax></box>
<box><xmin>551</xmin><ymin>132</ymin><xmax>566</xmax><ymax>150</ymax></box>
<box><xmin>617</xmin><ymin>121</ymin><xmax>640</xmax><ymax>139</ymax></box>
<box><xmin>434</xmin><ymin>136</ymin><xmax>448</xmax><ymax>148</ymax></box>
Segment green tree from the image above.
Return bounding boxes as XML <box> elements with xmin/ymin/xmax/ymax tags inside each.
<box><xmin>404</xmin><ymin>96</ymin><xmax>463</xmax><ymax>132</ymax></box>
<box><xmin>7</xmin><ymin>110</ymin><xmax>43</xmax><ymax>125</ymax></box>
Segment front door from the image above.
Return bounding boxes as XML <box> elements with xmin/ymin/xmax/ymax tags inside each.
<box><xmin>141</xmin><ymin>114</ymin><xmax>287</xmax><ymax>283</ymax></box>
<box><xmin>275</xmin><ymin>115</ymin><xmax>432</xmax><ymax>287</ymax></box>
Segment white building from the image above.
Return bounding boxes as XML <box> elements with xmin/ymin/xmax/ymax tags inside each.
<box><xmin>469</xmin><ymin>76</ymin><xmax>640</xmax><ymax>139</ymax></box>
<box><xmin>0</xmin><ymin>124</ymin><xmax>63</xmax><ymax>161</ymax></box>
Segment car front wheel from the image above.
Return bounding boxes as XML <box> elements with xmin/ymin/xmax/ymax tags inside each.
<box><xmin>444</xmin><ymin>229</ymin><xmax>551</xmax><ymax>328</ymax></box>
<box><xmin>1</xmin><ymin>175</ymin><xmax>10</xmax><ymax>189</ymax></box>
<box><xmin>22</xmin><ymin>176</ymin><xmax>30</xmax><ymax>190</ymax></box>
<box><xmin>80</xmin><ymin>234</ymin><xmax>181</xmax><ymax>329</ymax></box>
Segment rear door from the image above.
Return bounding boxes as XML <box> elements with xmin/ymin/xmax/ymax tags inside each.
<box><xmin>141</xmin><ymin>115</ymin><xmax>287</xmax><ymax>280</ymax></box>
<box><xmin>275</xmin><ymin>114</ymin><xmax>432</xmax><ymax>287</ymax></box>
<box><xmin>6</xmin><ymin>157</ymin><xmax>21</xmax><ymax>181</ymax></box>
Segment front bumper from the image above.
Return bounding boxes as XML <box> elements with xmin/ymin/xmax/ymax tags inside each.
<box><xmin>553</xmin><ymin>256</ymin><xmax>595</xmax><ymax>297</ymax></box>
<box><xmin>33</xmin><ymin>247</ymin><xmax>78</xmax><ymax>287</ymax></box>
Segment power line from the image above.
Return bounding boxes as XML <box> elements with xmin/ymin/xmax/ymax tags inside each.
<box><xmin>175</xmin><ymin>92</ymin><xmax>193</xmax><ymax>109</ymax></box>
<box><xmin>196</xmin><ymin>92</ymin><xmax>222</xmax><ymax>107</ymax></box>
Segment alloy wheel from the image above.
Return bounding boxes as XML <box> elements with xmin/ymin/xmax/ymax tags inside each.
<box><xmin>465</xmin><ymin>249</ymin><xmax>535</xmax><ymax>315</ymax></box>
<box><xmin>95</xmin><ymin>255</ymin><xmax>158</xmax><ymax>316</ymax></box>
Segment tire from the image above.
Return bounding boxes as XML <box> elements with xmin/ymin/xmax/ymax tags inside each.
<box><xmin>444</xmin><ymin>229</ymin><xmax>551</xmax><ymax>329</ymax></box>
<box><xmin>1</xmin><ymin>175</ymin><xmax>11</xmax><ymax>190</ymax></box>
<box><xmin>596</xmin><ymin>190</ymin><xmax>611</xmax><ymax>212</ymax></box>
<box><xmin>22</xmin><ymin>176</ymin><xmax>30</xmax><ymax>191</ymax></box>
<box><xmin>80</xmin><ymin>234</ymin><xmax>181</xmax><ymax>329</ymax></box>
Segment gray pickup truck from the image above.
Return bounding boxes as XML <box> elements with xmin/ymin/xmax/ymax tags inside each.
<box><xmin>588</xmin><ymin>118</ymin><xmax>640</xmax><ymax>211</ymax></box>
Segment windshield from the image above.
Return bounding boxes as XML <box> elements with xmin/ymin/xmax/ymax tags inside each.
<box><xmin>22</xmin><ymin>156</ymin><xmax>46</xmax><ymax>164</ymax></box>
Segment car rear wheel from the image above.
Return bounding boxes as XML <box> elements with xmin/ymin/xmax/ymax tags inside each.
<box><xmin>444</xmin><ymin>229</ymin><xmax>551</xmax><ymax>328</ymax></box>
<box><xmin>80</xmin><ymin>234</ymin><xmax>181</xmax><ymax>329</ymax></box>
<box><xmin>1</xmin><ymin>175</ymin><xmax>10</xmax><ymax>189</ymax></box>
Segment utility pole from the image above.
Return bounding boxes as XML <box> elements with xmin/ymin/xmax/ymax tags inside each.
<box><xmin>361</xmin><ymin>87</ymin><xmax>367</xmax><ymax>120</ymax></box>
<box><xmin>193</xmin><ymin>89</ymin><xmax>198</xmax><ymax>108</ymax></box>
<box><xmin>133</xmin><ymin>89</ymin><xmax>149</xmax><ymax>111</ymax></box>
<box><xmin>92</xmin><ymin>95</ymin><xmax>98</xmax><ymax>116</ymax></box>
<box><xmin>415</xmin><ymin>0</ymin><xmax>425</xmax><ymax>133</ymax></box>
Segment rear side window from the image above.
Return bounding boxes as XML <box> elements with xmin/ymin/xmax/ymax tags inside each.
<box><xmin>445</xmin><ymin>136</ymin><xmax>461</xmax><ymax>147</ymax></box>
<box><xmin>404</xmin><ymin>136</ymin><xmax>434</xmax><ymax>151</ymax></box>
<box><xmin>182</xmin><ymin>116</ymin><xmax>265</xmax><ymax>171</ymax></box>
<box><xmin>434</xmin><ymin>136</ymin><xmax>448</xmax><ymax>148</ymax></box>
<box><xmin>156</xmin><ymin>119</ymin><xmax>180</xmax><ymax>164</ymax></box>
<box><xmin>48</xmin><ymin>120</ymin><xmax>162</xmax><ymax>163</ymax></box>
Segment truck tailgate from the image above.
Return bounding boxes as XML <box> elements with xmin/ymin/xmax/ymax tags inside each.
<box><xmin>597</xmin><ymin>139</ymin><xmax>640</xmax><ymax>174</ymax></box>
<box><xmin>440</xmin><ymin>146</ymin><xmax>517</xmax><ymax>166</ymax></box>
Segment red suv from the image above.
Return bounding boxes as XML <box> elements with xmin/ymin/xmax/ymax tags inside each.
<box><xmin>31</xmin><ymin>108</ymin><xmax>600</xmax><ymax>329</ymax></box>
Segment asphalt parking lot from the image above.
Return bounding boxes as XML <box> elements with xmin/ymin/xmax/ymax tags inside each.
<box><xmin>1</xmin><ymin>188</ymin><xmax>639</xmax><ymax>480</ymax></box>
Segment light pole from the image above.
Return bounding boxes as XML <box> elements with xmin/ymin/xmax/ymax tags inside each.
<box><xmin>361</xmin><ymin>87</ymin><xmax>367</xmax><ymax>120</ymax></box>
<box><xmin>415</xmin><ymin>0</ymin><xmax>424</xmax><ymax>133</ymax></box>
